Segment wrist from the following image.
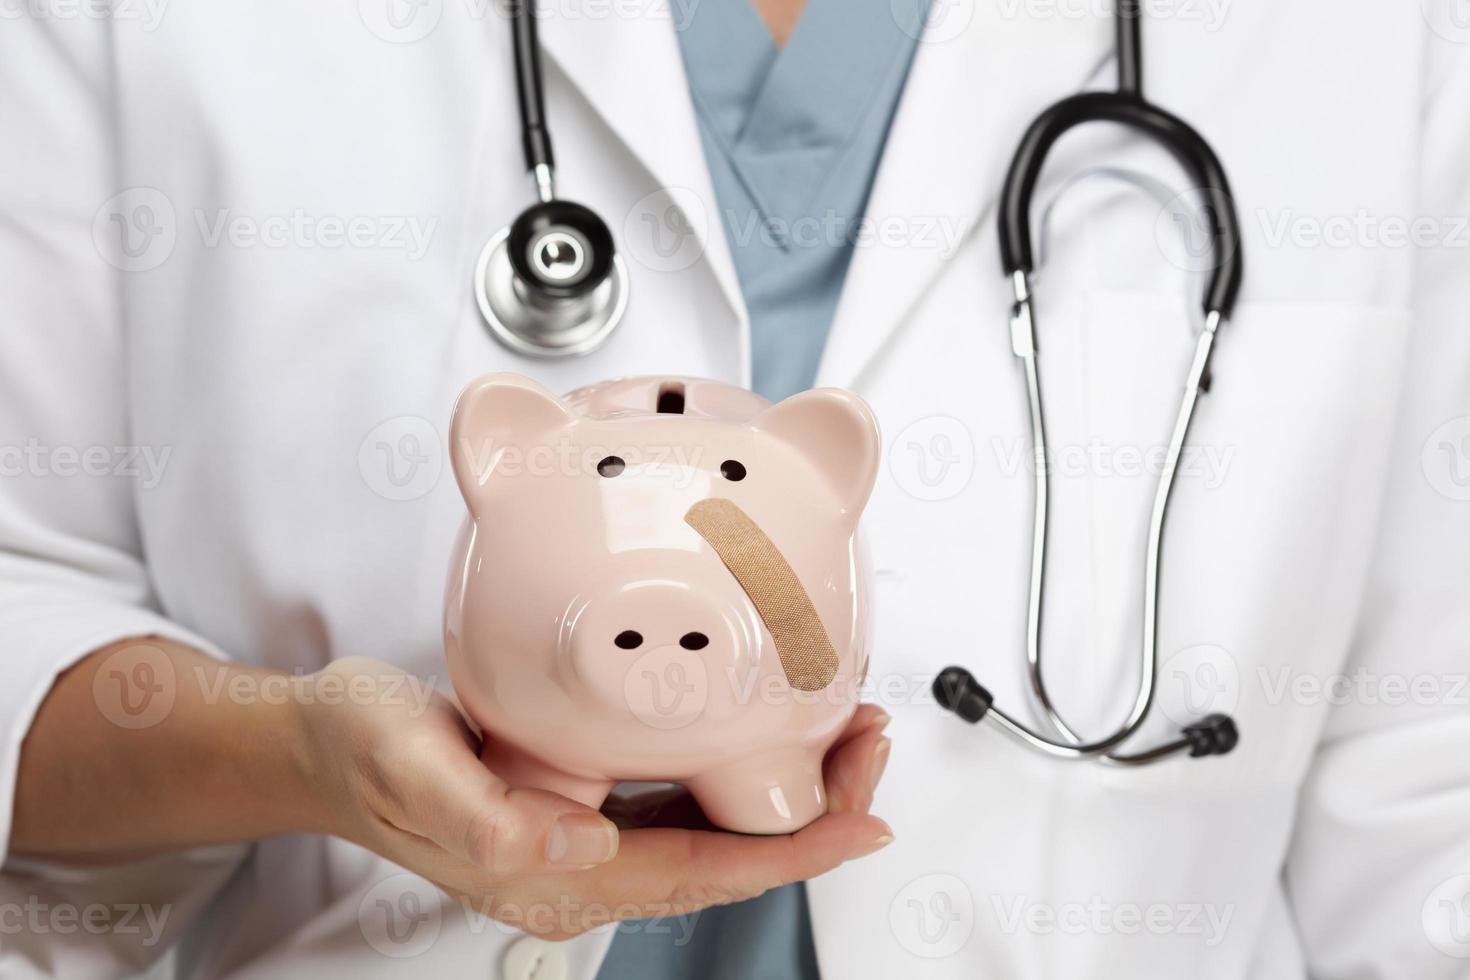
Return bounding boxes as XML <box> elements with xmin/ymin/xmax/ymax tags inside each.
<box><xmin>264</xmin><ymin>674</ymin><xmax>338</xmax><ymax>838</ymax></box>
<box><xmin>207</xmin><ymin>667</ymin><xmax>337</xmax><ymax>840</ymax></box>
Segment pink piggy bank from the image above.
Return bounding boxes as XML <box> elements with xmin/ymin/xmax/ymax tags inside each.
<box><xmin>444</xmin><ymin>373</ymin><xmax>880</xmax><ymax>834</ymax></box>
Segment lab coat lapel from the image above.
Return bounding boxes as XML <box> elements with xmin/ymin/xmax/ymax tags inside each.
<box><xmin>536</xmin><ymin>2</ymin><xmax>747</xmax><ymax>329</ymax></box>
<box><xmin>816</xmin><ymin>4</ymin><xmax>1112</xmax><ymax>388</ymax></box>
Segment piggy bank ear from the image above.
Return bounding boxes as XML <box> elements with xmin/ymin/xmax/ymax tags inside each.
<box><xmin>450</xmin><ymin>373</ymin><xmax>576</xmax><ymax>508</ymax></box>
<box><xmin>753</xmin><ymin>388</ymin><xmax>880</xmax><ymax>518</ymax></box>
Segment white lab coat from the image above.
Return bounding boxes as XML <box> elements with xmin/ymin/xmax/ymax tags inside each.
<box><xmin>1</xmin><ymin>1</ymin><xmax>1467</xmax><ymax>977</ymax></box>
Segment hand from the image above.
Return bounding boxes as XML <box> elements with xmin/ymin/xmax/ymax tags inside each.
<box><xmin>294</xmin><ymin>658</ymin><xmax>894</xmax><ymax>940</ymax></box>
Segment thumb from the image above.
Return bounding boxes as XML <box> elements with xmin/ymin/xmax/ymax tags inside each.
<box><xmin>399</xmin><ymin>751</ymin><xmax>620</xmax><ymax>876</ymax></box>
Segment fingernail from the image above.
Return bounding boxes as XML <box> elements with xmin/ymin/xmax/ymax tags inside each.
<box><xmin>868</xmin><ymin>737</ymin><xmax>892</xmax><ymax>796</ymax></box>
<box><xmin>868</xmin><ymin>711</ymin><xmax>893</xmax><ymax>733</ymax></box>
<box><xmin>547</xmin><ymin>813</ymin><xmax>619</xmax><ymax>866</ymax></box>
<box><xmin>852</xmin><ymin>832</ymin><xmax>895</xmax><ymax>859</ymax></box>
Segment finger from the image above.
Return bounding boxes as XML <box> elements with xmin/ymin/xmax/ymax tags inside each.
<box><xmin>379</xmin><ymin>813</ymin><xmax>893</xmax><ymax>940</ymax></box>
<box><xmin>824</xmin><ymin>723</ymin><xmax>891</xmax><ymax>815</ymax></box>
<box><xmin>832</xmin><ymin>703</ymin><xmax>892</xmax><ymax>751</ymax></box>
<box><xmin>535</xmin><ymin>810</ymin><xmax>893</xmax><ymax>925</ymax></box>
<box><xmin>386</xmin><ymin>742</ymin><xmax>619</xmax><ymax>876</ymax></box>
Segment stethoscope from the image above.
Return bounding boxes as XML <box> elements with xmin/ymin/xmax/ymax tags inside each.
<box><xmin>932</xmin><ymin>1</ymin><xmax>1243</xmax><ymax>764</ymax></box>
<box><xmin>479</xmin><ymin>0</ymin><xmax>1243</xmax><ymax>763</ymax></box>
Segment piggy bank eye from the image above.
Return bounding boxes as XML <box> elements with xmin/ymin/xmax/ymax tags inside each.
<box><xmin>614</xmin><ymin>630</ymin><xmax>643</xmax><ymax>650</ymax></box>
<box><xmin>720</xmin><ymin>459</ymin><xmax>746</xmax><ymax>482</ymax></box>
<box><xmin>597</xmin><ymin>455</ymin><xmax>626</xmax><ymax>478</ymax></box>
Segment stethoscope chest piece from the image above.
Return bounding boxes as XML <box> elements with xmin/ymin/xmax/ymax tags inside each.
<box><xmin>475</xmin><ymin>200</ymin><xmax>629</xmax><ymax>359</ymax></box>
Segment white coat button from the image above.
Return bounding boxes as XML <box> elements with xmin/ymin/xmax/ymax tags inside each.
<box><xmin>501</xmin><ymin>936</ymin><xmax>568</xmax><ymax>980</ymax></box>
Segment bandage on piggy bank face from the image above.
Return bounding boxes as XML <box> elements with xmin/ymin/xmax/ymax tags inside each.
<box><xmin>444</xmin><ymin>374</ymin><xmax>879</xmax><ymax>834</ymax></box>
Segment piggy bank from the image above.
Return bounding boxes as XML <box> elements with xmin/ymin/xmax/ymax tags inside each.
<box><xmin>444</xmin><ymin>373</ymin><xmax>880</xmax><ymax>834</ymax></box>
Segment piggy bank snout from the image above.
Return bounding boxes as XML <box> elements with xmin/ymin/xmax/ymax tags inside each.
<box><xmin>566</xmin><ymin>580</ymin><xmax>757</xmax><ymax>724</ymax></box>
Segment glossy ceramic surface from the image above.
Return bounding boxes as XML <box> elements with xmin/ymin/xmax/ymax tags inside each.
<box><xmin>444</xmin><ymin>374</ymin><xmax>879</xmax><ymax>833</ymax></box>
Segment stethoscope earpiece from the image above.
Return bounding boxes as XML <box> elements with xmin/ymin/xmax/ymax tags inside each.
<box><xmin>1180</xmin><ymin>714</ymin><xmax>1239</xmax><ymax>758</ymax></box>
<box><xmin>932</xmin><ymin>666</ymin><xmax>994</xmax><ymax>724</ymax></box>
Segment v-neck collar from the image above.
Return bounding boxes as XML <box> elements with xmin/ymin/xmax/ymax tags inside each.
<box><xmin>740</xmin><ymin>0</ymin><xmax>924</xmax><ymax>151</ymax></box>
<box><xmin>677</xmin><ymin>0</ymin><xmax>777</xmax><ymax>144</ymax></box>
<box><xmin>677</xmin><ymin>0</ymin><xmax>928</xmax><ymax>232</ymax></box>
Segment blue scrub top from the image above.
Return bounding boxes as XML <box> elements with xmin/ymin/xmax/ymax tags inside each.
<box><xmin>680</xmin><ymin>0</ymin><xmax>929</xmax><ymax>402</ymax></box>
<box><xmin>595</xmin><ymin>0</ymin><xmax>925</xmax><ymax>977</ymax></box>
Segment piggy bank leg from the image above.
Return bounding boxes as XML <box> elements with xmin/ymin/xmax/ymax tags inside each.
<box><xmin>480</xmin><ymin>739</ymin><xmax>615</xmax><ymax>812</ymax></box>
<box><xmin>686</xmin><ymin>749</ymin><xmax>827</xmax><ymax>835</ymax></box>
